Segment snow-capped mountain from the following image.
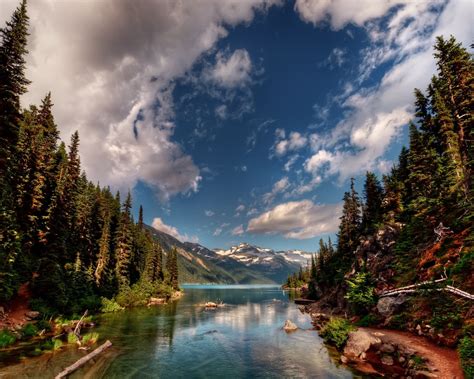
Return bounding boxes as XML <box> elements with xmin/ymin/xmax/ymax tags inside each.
<box><xmin>147</xmin><ymin>224</ymin><xmax>310</xmax><ymax>284</ymax></box>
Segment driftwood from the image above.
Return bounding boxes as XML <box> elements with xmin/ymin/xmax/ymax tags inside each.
<box><xmin>54</xmin><ymin>340</ymin><xmax>112</xmax><ymax>379</ymax></box>
<box><xmin>380</xmin><ymin>278</ymin><xmax>474</xmax><ymax>300</ymax></box>
<box><xmin>73</xmin><ymin>310</ymin><xmax>88</xmax><ymax>337</ymax></box>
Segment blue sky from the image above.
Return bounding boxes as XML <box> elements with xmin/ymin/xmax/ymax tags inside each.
<box><xmin>2</xmin><ymin>0</ymin><xmax>471</xmax><ymax>251</ymax></box>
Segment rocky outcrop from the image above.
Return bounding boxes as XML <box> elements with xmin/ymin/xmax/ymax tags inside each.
<box><xmin>377</xmin><ymin>295</ymin><xmax>406</xmax><ymax>317</ymax></box>
<box><xmin>283</xmin><ymin>320</ymin><xmax>298</xmax><ymax>332</ymax></box>
<box><xmin>343</xmin><ymin>329</ymin><xmax>381</xmax><ymax>359</ymax></box>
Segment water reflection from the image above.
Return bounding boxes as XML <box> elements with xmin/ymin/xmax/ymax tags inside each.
<box><xmin>0</xmin><ymin>286</ymin><xmax>361</xmax><ymax>379</ymax></box>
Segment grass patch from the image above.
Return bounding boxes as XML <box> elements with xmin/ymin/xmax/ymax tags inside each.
<box><xmin>459</xmin><ymin>336</ymin><xmax>474</xmax><ymax>379</ymax></box>
<box><xmin>356</xmin><ymin>314</ymin><xmax>380</xmax><ymax>327</ymax></box>
<box><xmin>321</xmin><ymin>317</ymin><xmax>355</xmax><ymax>349</ymax></box>
<box><xmin>0</xmin><ymin>330</ymin><xmax>16</xmax><ymax>348</ymax></box>
<box><xmin>67</xmin><ymin>332</ymin><xmax>78</xmax><ymax>344</ymax></box>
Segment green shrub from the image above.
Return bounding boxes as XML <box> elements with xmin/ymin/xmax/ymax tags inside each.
<box><xmin>459</xmin><ymin>336</ymin><xmax>474</xmax><ymax>379</ymax></box>
<box><xmin>36</xmin><ymin>319</ymin><xmax>52</xmax><ymax>332</ymax></box>
<box><xmin>67</xmin><ymin>333</ymin><xmax>78</xmax><ymax>344</ymax></box>
<box><xmin>345</xmin><ymin>272</ymin><xmax>376</xmax><ymax>314</ymax></box>
<box><xmin>20</xmin><ymin>323</ymin><xmax>38</xmax><ymax>339</ymax></box>
<box><xmin>29</xmin><ymin>298</ymin><xmax>55</xmax><ymax>319</ymax></box>
<box><xmin>321</xmin><ymin>318</ymin><xmax>355</xmax><ymax>349</ymax></box>
<box><xmin>53</xmin><ymin>338</ymin><xmax>63</xmax><ymax>350</ymax></box>
<box><xmin>100</xmin><ymin>297</ymin><xmax>124</xmax><ymax>313</ymax></box>
<box><xmin>116</xmin><ymin>280</ymin><xmax>174</xmax><ymax>308</ymax></box>
<box><xmin>0</xmin><ymin>330</ymin><xmax>16</xmax><ymax>348</ymax></box>
<box><xmin>388</xmin><ymin>313</ymin><xmax>409</xmax><ymax>330</ymax></box>
<box><xmin>82</xmin><ymin>332</ymin><xmax>99</xmax><ymax>345</ymax></box>
<box><xmin>356</xmin><ymin>314</ymin><xmax>379</xmax><ymax>327</ymax></box>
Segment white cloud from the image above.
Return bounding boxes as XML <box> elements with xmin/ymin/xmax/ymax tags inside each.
<box><xmin>321</xmin><ymin>47</ymin><xmax>347</xmax><ymax>68</ymax></box>
<box><xmin>213</xmin><ymin>222</ymin><xmax>230</xmax><ymax>236</ymax></box>
<box><xmin>247</xmin><ymin>200</ymin><xmax>342</xmax><ymax>239</ymax></box>
<box><xmin>205</xmin><ymin>210</ymin><xmax>215</xmax><ymax>217</ymax></box>
<box><xmin>274</xmin><ymin>131</ymin><xmax>308</xmax><ymax>156</ymax></box>
<box><xmin>232</xmin><ymin>224</ymin><xmax>245</xmax><ymax>236</ymax></box>
<box><xmin>0</xmin><ymin>0</ymin><xmax>280</xmax><ymax>200</ymax></box>
<box><xmin>215</xmin><ymin>104</ymin><xmax>228</xmax><ymax>119</ymax></box>
<box><xmin>294</xmin><ymin>0</ymin><xmax>411</xmax><ymax>30</ymax></box>
<box><xmin>204</xmin><ymin>49</ymin><xmax>253</xmax><ymax>88</ymax></box>
<box><xmin>152</xmin><ymin>217</ymin><xmax>198</xmax><ymax>243</ymax></box>
<box><xmin>284</xmin><ymin>154</ymin><xmax>299</xmax><ymax>172</ymax></box>
<box><xmin>262</xmin><ymin>176</ymin><xmax>290</xmax><ymax>204</ymax></box>
<box><xmin>297</xmin><ymin>0</ymin><xmax>472</xmax><ymax>184</ymax></box>
<box><xmin>235</xmin><ymin>204</ymin><xmax>246</xmax><ymax>217</ymax></box>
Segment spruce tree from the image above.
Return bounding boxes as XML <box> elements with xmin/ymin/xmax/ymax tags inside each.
<box><xmin>166</xmin><ymin>247</ymin><xmax>179</xmax><ymax>290</ymax></box>
<box><xmin>115</xmin><ymin>192</ymin><xmax>133</xmax><ymax>289</ymax></box>
<box><xmin>362</xmin><ymin>172</ymin><xmax>384</xmax><ymax>235</ymax></box>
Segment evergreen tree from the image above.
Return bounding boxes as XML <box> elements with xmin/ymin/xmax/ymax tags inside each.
<box><xmin>115</xmin><ymin>192</ymin><xmax>133</xmax><ymax>289</ymax></box>
<box><xmin>361</xmin><ymin>172</ymin><xmax>384</xmax><ymax>235</ymax></box>
<box><xmin>166</xmin><ymin>247</ymin><xmax>179</xmax><ymax>290</ymax></box>
<box><xmin>0</xmin><ymin>0</ymin><xmax>30</xmax><ymax>169</ymax></box>
<box><xmin>337</xmin><ymin>178</ymin><xmax>362</xmax><ymax>270</ymax></box>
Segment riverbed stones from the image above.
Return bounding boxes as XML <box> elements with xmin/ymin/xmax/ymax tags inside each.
<box><xmin>283</xmin><ymin>320</ymin><xmax>298</xmax><ymax>332</ymax></box>
<box><xmin>380</xmin><ymin>343</ymin><xmax>395</xmax><ymax>353</ymax></box>
<box><xmin>343</xmin><ymin>330</ymin><xmax>381</xmax><ymax>359</ymax></box>
<box><xmin>381</xmin><ymin>355</ymin><xmax>394</xmax><ymax>366</ymax></box>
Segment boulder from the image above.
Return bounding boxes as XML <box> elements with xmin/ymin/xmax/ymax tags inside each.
<box><xmin>380</xmin><ymin>343</ymin><xmax>396</xmax><ymax>353</ymax></box>
<box><xmin>205</xmin><ymin>302</ymin><xmax>218</xmax><ymax>308</ymax></box>
<box><xmin>25</xmin><ymin>311</ymin><xmax>40</xmax><ymax>320</ymax></box>
<box><xmin>283</xmin><ymin>320</ymin><xmax>298</xmax><ymax>332</ymax></box>
<box><xmin>343</xmin><ymin>330</ymin><xmax>381</xmax><ymax>359</ymax></box>
<box><xmin>381</xmin><ymin>355</ymin><xmax>394</xmax><ymax>366</ymax></box>
<box><xmin>377</xmin><ymin>295</ymin><xmax>406</xmax><ymax>317</ymax></box>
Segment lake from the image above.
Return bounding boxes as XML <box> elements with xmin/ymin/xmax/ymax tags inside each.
<box><xmin>0</xmin><ymin>285</ymin><xmax>362</xmax><ymax>378</ymax></box>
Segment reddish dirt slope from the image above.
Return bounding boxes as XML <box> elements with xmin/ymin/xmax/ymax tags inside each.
<box><xmin>0</xmin><ymin>283</ymin><xmax>32</xmax><ymax>329</ymax></box>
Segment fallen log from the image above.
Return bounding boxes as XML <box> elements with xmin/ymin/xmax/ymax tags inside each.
<box><xmin>54</xmin><ymin>340</ymin><xmax>112</xmax><ymax>379</ymax></box>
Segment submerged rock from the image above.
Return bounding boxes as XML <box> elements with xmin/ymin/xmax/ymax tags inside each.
<box><xmin>25</xmin><ymin>311</ymin><xmax>40</xmax><ymax>320</ymax></box>
<box><xmin>283</xmin><ymin>319</ymin><xmax>298</xmax><ymax>332</ymax></box>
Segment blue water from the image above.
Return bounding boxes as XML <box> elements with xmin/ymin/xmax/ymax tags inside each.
<box><xmin>0</xmin><ymin>285</ymin><xmax>361</xmax><ymax>378</ymax></box>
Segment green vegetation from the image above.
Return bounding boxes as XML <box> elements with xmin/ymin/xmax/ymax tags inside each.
<box><xmin>345</xmin><ymin>272</ymin><xmax>376</xmax><ymax>314</ymax></box>
<box><xmin>320</xmin><ymin>318</ymin><xmax>355</xmax><ymax>349</ymax></box>
<box><xmin>100</xmin><ymin>297</ymin><xmax>124</xmax><ymax>313</ymax></box>
<box><xmin>459</xmin><ymin>336</ymin><xmax>474</xmax><ymax>379</ymax></box>
<box><xmin>82</xmin><ymin>332</ymin><xmax>99</xmax><ymax>345</ymax></box>
<box><xmin>67</xmin><ymin>333</ymin><xmax>78</xmax><ymax>345</ymax></box>
<box><xmin>0</xmin><ymin>330</ymin><xmax>16</xmax><ymax>348</ymax></box>
<box><xmin>0</xmin><ymin>1</ymin><xmax>178</xmax><ymax>318</ymax></box>
<box><xmin>20</xmin><ymin>323</ymin><xmax>38</xmax><ymax>339</ymax></box>
<box><xmin>284</xmin><ymin>35</ymin><xmax>473</xmax><ymax>346</ymax></box>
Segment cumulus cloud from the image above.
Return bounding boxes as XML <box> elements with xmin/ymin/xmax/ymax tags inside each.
<box><xmin>213</xmin><ymin>222</ymin><xmax>230</xmax><ymax>236</ymax></box>
<box><xmin>321</xmin><ymin>47</ymin><xmax>347</xmax><ymax>69</ymax></box>
<box><xmin>247</xmin><ymin>200</ymin><xmax>342</xmax><ymax>239</ymax></box>
<box><xmin>152</xmin><ymin>217</ymin><xmax>198</xmax><ymax>242</ymax></box>
<box><xmin>232</xmin><ymin>224</ymin><xmax>245</xmax><ymax>236</ymax></box>
<box><xmin>205</xmin><ymin>210</ymin><xmax>215</xmax><ymax>217</ymax></box>
<box><xmin>0</xmin><ymin>0</ymin><xmax>280</xmax><ymax>199</ymax></box>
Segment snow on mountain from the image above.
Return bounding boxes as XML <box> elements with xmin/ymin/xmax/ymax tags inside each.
<box><xmin>213</xmin><ymin>243</ymin><xmax>312</xmax><ymax>267</ymax></box>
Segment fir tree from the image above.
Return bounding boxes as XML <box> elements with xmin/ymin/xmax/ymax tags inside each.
<box><xmin>115</xmin><ymin>192</ymin><xmax>133</xmax><ymax>289</ymax></box>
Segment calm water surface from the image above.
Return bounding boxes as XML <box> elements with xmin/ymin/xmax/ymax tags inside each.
<box><xmin>0</xmin><ymin>285</ymin><xmax>362</xmax><ymax>378</ymax></box>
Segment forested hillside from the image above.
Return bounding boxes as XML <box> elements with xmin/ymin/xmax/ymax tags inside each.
<box><xmin>287</xmin><ymin>36</ymin><xmax>473</xmax><ymax>343</ymax></box>
<box><xmin>0</xmin><ymin>1</ymin><xmax>178</xmax><ymax>316</ymax></box>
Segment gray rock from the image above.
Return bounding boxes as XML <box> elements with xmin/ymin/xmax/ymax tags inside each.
<box><xmin>380</xmin><ymin>343</ymin><xmax>396</xmax><ymax>353</ymax></box>
<box><xmin>377</xmin><ymin>295</ymin><xmax>406</xmax><ymax>317</ymax></box>
<box><xmin>343</xmin><ymin>329</ymin><xmax>381</xmax><ymax>359</ymax></box>
<box><xmin>283</xmin><ymin>320</ymin><xmax>298</xmax><ymax>332</ymax></box>
<box><xmin>399</xmin><ymin>356</ymin><xmax>406</xmax><ymax>364</ymax></box>
<box><xmin>381</xmin><ymin>355</ymin><xmax>394</xmax><ymax>366</ymax></box>
<box><xmin>340</xmin><ymin>355</ymin><xmax>348</xmax><ymax>364</ymax></box>
<box><xmin>25</xmin><ymin>311</ymin><xmax>40</xmax><ymax>320</ymax></box>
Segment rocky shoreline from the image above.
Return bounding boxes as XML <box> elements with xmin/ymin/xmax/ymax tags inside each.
<box><xmin>307</xmin><ymin>311</ymin><xmax>464</xmax><ymax>379</ymax></box>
